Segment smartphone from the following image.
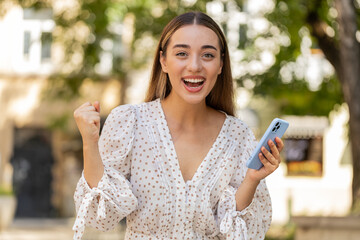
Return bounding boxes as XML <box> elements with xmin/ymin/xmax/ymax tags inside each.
<box><xmin>246</xmin><ymin>118</ymin><xmax>289</xmax><ymax>170</ymax></box>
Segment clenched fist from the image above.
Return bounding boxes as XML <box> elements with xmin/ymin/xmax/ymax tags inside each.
<box><xmin>74</xmin><ymin>101</ymin><xmax>101</xmax><ymax>143</ymax></box>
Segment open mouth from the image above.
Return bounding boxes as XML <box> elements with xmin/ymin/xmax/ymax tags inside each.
<box><xmin>182</xmin><ymin>78</ymin><xmax>205</xmax><ymax>88</ymax></box>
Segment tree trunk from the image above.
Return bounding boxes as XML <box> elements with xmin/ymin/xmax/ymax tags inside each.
<box><xmin>335</xmin><ymin>0</ymin><xmax>360</xmax><ymax>213</ymax></box>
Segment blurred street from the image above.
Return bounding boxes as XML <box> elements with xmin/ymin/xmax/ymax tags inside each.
<box><xmin>0</xmin><ymin>218</ymin><xmax>126</xmax><ymax>240</ymax></box>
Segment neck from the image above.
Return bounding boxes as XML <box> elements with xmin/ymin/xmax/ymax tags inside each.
<box><xmin>160</xmin><ymin>94</ymin><xmax>209</xmax><ymax>128</ymax></box>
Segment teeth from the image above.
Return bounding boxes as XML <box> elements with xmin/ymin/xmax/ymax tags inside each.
<box><xmin>183</xmin><ymin>79</ymin><xmax>204</xmax><ymax>83</ymax></box>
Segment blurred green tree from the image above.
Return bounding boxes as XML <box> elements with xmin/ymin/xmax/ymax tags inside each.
<box><xmin>0</xmin><ymin>0</ymin><xmax>209</xmax><ymax>102</ymax></box>
<box><xmin>243</xmin><ymin>0</ymin><xmax>359</xmax><ymax>213</ymax></box>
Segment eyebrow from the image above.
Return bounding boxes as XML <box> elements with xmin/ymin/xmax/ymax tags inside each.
<box><xmin>173</xmin><ymin>44</ymin><xmax>218</xmax><ymax>51</ymax></box>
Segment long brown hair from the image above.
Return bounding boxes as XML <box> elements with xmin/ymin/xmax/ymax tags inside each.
<box><xmin>145</xmin><ymin>11</ymin><xmax>235</xmax><ymax>116</ymax></box>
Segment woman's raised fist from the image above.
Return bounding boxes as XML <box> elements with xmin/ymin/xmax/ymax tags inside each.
<box><xmin>73</xmin><ymin>101</ymin><xmax>101</xmax><ymax>143</ymax></box>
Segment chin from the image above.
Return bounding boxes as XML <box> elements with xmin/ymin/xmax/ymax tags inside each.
<box><xmin>181</xmin><ymin>94</ymin><xmax>208</xmax><ymax>106</ymax></box>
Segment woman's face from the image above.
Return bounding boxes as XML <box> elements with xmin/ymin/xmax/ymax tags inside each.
<box><xmin>160</xmin><ymin>24</ymin><xmax>223</xmax><ymax>105</ymax></box>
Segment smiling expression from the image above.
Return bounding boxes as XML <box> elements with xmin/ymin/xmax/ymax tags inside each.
<box><xmin>160</xmin><ymin>24</ymin><xmax>223</xmax><ymax>105</ymax></box>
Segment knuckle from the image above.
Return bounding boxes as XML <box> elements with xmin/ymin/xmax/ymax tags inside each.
<box><xmin>73</xmin><ymin>111</ymin><xmax>80</xmax><ymax>118</ymax></box>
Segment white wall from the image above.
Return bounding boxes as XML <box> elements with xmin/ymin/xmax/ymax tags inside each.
<box><xmin>267</xmin><ymin>104</ymin><xmax>352</xmax><ymax>224</ymax></box>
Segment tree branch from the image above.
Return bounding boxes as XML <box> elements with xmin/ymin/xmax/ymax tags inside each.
<box><xmin>306</xmin><ymin>11</ymin><xmax>342</xmax><ymax>78</ymax></box>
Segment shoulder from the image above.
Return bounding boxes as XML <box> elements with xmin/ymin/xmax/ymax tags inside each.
<box><xmin>110</xmin><ymin>104</ymin><xmax>135</xmax><ymax>116</ymax></box>
<box><xmin>104</xmin><ymin>104</ymin><xmax>135</xmax><ymax>126</ymax></box>
<box><xmin>225</xmin><ymin>115</ymin><xmax>256</xmax><ymax>143</ymax></box>
<box><xmin>108</xmin><ymin>99</ymin><xmax>160</xmax><ymax>122</ymax></box>
<box><xmin>225</xmin><ymin>116</ymin><xmax>258</xmax><ymax>163</ymax></box>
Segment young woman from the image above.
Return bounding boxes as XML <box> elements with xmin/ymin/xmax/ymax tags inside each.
<box><xmin>73</xmin><ymin>11</ymin><xmax>284</xmax><ymax>240</ymax></box>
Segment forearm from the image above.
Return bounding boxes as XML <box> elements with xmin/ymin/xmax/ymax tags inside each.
<box><xmin>235</xmin><ymin>175</ymin><xmax>260</xmax><ymax>211</ymax></box>
<box><xmin>83</xmin><ymin>140</ymin><xmax>104</xmax><ymax>188</ymax></box>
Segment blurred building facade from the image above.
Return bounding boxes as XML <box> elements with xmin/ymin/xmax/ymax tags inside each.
<box><xmin>0</xmin><ymin>4</ymin><xmax>124</xmax><ymax>218</ymax></box>
<box><xmin>0</xmin><ymin>1</ymin><xmax>353</xmax><ymax>227</ymax></box>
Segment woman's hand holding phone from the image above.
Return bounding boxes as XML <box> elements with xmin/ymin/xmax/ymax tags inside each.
<box><xmin>234</xmin><ymin>136</ymin><xmax>285</xmax><ymax>211</ymax></box>
<box><xmin>245</xmin><ymin>118</ymin><xmax>288</xmax><ymax>182</ymax></box>
<box><xmin>246</xmin><ymin>137</ymin><xmax>284</xmax><ymax>183</ymax></box>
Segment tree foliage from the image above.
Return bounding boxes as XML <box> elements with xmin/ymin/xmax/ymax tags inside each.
<box><xmin>1</xmin><ymin>0</ymin><xmax>212</xmax><ymax>101</ymax></box>
<box><xmin>235</xmin><ymin>0</ymin><xmax>354</xmax><ymax>116</ymax></box>
<box><xmin>259</xmin><ymin>0</ymin><xmax>359</xmax><ymax>211</ymax></box>
<box><xmin>1</xmin><ymin>0</ymin><xmax>349</xmax><ymax>115</ymax></box>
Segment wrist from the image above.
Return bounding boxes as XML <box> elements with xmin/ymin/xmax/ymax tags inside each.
<box><xmin>235</xmin><ymin>172</ymin><xmax>260</xmax><ymax>211</ymax></box>
<box><xmin>82</xmin><ymin>139</ymin><xmax>99</xmax><ymax>149</ymax></box>
<box><xmin>244</xmin><ymin>172</ymin><xmax>261</xmax><ymax>187</ymax></box>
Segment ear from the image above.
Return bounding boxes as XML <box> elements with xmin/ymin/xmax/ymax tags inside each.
<box><xmin>159</xmin><ymin>51</ymin><xmax>168</xmax><ymax>73</ymax></box>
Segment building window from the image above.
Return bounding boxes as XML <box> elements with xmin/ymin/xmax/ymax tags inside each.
<box><xmin>41</xmin><ymin>32</ymin><xmax>52</xmax><ymax>61</ymax></box>
<box><xmin>23</xmin><ymin>31</ymin><xmax>31</xmax><ymax>59</ymax></box>
<box><xmin>23</xmin><ymin>8</ymin><xmax>53</xmax><ymax>20</ymax></box>
<box><xmin>282</xmin><ymin>116</ymin><xmax>328</xmax><ymax>177</ymax></box>
<box><xmin>285</xmin><ymin>137</ymin><xmax>323</xmax><ymax>176</ymax></box>
<box><xmin>12</xmin><ymin>7</ymin><xmax>54</xmax><ymax>74</ymax></box>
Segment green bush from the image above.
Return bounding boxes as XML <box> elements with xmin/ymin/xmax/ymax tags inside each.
<box><xmin>265</xmin><ymin>223</ymin><xmax>295</xmax><ymax>240</ymax></box>
<box><xmin>0</xmin><ymin>186</ymin><xmax>13</xmax><ymax>196</ymax></box>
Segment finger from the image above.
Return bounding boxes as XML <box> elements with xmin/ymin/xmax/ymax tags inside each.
<box><xmin>78</xmin><ymin>105</ymin><xmax>97</xmax><ymax>113</ymax></box>
<box><xmin>74</xmin><ymin>102</ymin><xmax>91</xmax><ymax>116</ymax></box>
<box><xmin>81</xmin><ymin>111</ymin><xmax>100</xmax><ymax>119</ymax></box>
<box><xmin>268</xmin><ymin>139</ymin><xmax>280</xmax><ymax>161</ymax></box>
<box><xmin>79</xmin><ymin>102</ymin><xmax>92</xmax><ymax>108</ymax></box>
<box><xmin>258</xmin><ymin>152</ymin><xmax>268</xmax><ymax>166</ymax></box>
<box><xmin>79</xmin><ymin>112</ymin><xmax>100</xmax><ymax>121</ymax></box>
<box><xmin>74</xmin><ymin>107</ymin><xmax>95</xmax><ymax>120</ymax></box>
<box><xmin>83</xmin><ymin>115</ymin><xmax>100</xmax><ymax>125</ymax></box>
<box><xmin>74</xmin><ymin>112</ymin><xmax>100</xmax><ymax>126</ymax></box>
<box><xmin>93</xmin><ymin>101</ymin><xmax>100</xmax><ymax>113</ymax></box>
<box><xmin>261</xmin><ymin>146</ymin><xmax>278</xmax><ymax>165</ymax></box>
<box><xmin>258</xmin><ymin>152</ymin><xmax>276</xmax><ymax>169</ymax></box>
<box><xmin>275</xmin><ymin>137</ymin><xmax>284</xmax><ymax>152</ymax></box>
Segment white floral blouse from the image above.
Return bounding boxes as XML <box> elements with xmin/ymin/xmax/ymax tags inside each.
<box><xmin>73</xmin><ymin>99</ymin><xmax>272</xmax><ymax>240</ymax></box>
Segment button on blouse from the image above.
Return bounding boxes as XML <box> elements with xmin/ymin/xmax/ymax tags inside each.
<box><xmin>73</xmin><ymin>99</ymin><xmax>272</xmax><ymax>240</ymax></box>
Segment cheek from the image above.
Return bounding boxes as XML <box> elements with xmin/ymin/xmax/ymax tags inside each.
<box><xmin>206</xmin><ymin>61</ymin><xmax>222</xmax><ymax>78</ymax></box>
<box><xmin>210</xmin><ymin>77</ymin><xmax>218</xmax><ymax>88</ymax></box>
<box><xmin>168</xmin><ymin>60</ymin><xmax>186</xmax><ymax>75</ymax></box>
<box><xmin>166</xmin><ymin>63</ymin><xmax>182</xmax><ymax>83</ymax></box>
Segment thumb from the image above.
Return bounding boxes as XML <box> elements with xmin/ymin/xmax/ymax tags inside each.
<box><xmin>93</xmin><ymin>101</ymin><xmax>100</xmax><ymax>113</ymax></box>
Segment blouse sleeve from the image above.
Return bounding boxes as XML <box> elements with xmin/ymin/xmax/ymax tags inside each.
<box><xmin>73</xmin><ymin>105</ymin><xmax>138</xmax><ymax>240</ymax></box>
<box><xmin>217</xmin><ymin>127</ymin><xmax>272</xmax><ymax>240</ymax></box>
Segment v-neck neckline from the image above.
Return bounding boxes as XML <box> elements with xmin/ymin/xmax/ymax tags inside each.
<box><xmin>156</xmin><ymin>98</ymin><xmax>229</xmax><ymax>186</ymax></box>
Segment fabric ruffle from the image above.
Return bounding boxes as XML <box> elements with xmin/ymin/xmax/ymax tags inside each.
<box><xmin>218</xmin><ymin>185</ymin><xmax>257</xmax><ymax>240</ymax></box>
<box><xmin>73</xmin><ymin>172</ymin><xmax>138</xmax><ymax>240</ymax></box>
<box><xmin>73</xmin><ymin>105</ymin><xmax>138</xmax><ymax>239</ymax></box>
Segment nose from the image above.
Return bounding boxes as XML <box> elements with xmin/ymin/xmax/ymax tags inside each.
<box><xmin>187</xmin><ymin>55</ymin><xmax>202</xmax><ymax>72</ymax></box>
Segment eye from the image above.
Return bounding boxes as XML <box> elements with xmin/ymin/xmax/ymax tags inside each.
<box><xmin>203</xmin><ymin>53</ymin><xmax>215</xmax><ymax>59</ymax></box>
<box><xmin>176</xmin><ymin>52</ymin><xmax>188</xmax><ymax>57</ymax></box>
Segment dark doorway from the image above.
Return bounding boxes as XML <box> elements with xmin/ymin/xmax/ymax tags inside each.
<box><xmin>10</xmin><ymin>128</ymin><xmax>55</xmax><ymax>218</ymax></box>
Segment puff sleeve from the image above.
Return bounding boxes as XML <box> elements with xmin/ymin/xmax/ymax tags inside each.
<box><xmin>217</xmin><ymin>127</ymin><xmax>272</xmax><ymax>240</ymax></box>
<box><xmin>73</xmin><ymin>105</ymin><xmax>138</xmax><ymax>239</ymax></box>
